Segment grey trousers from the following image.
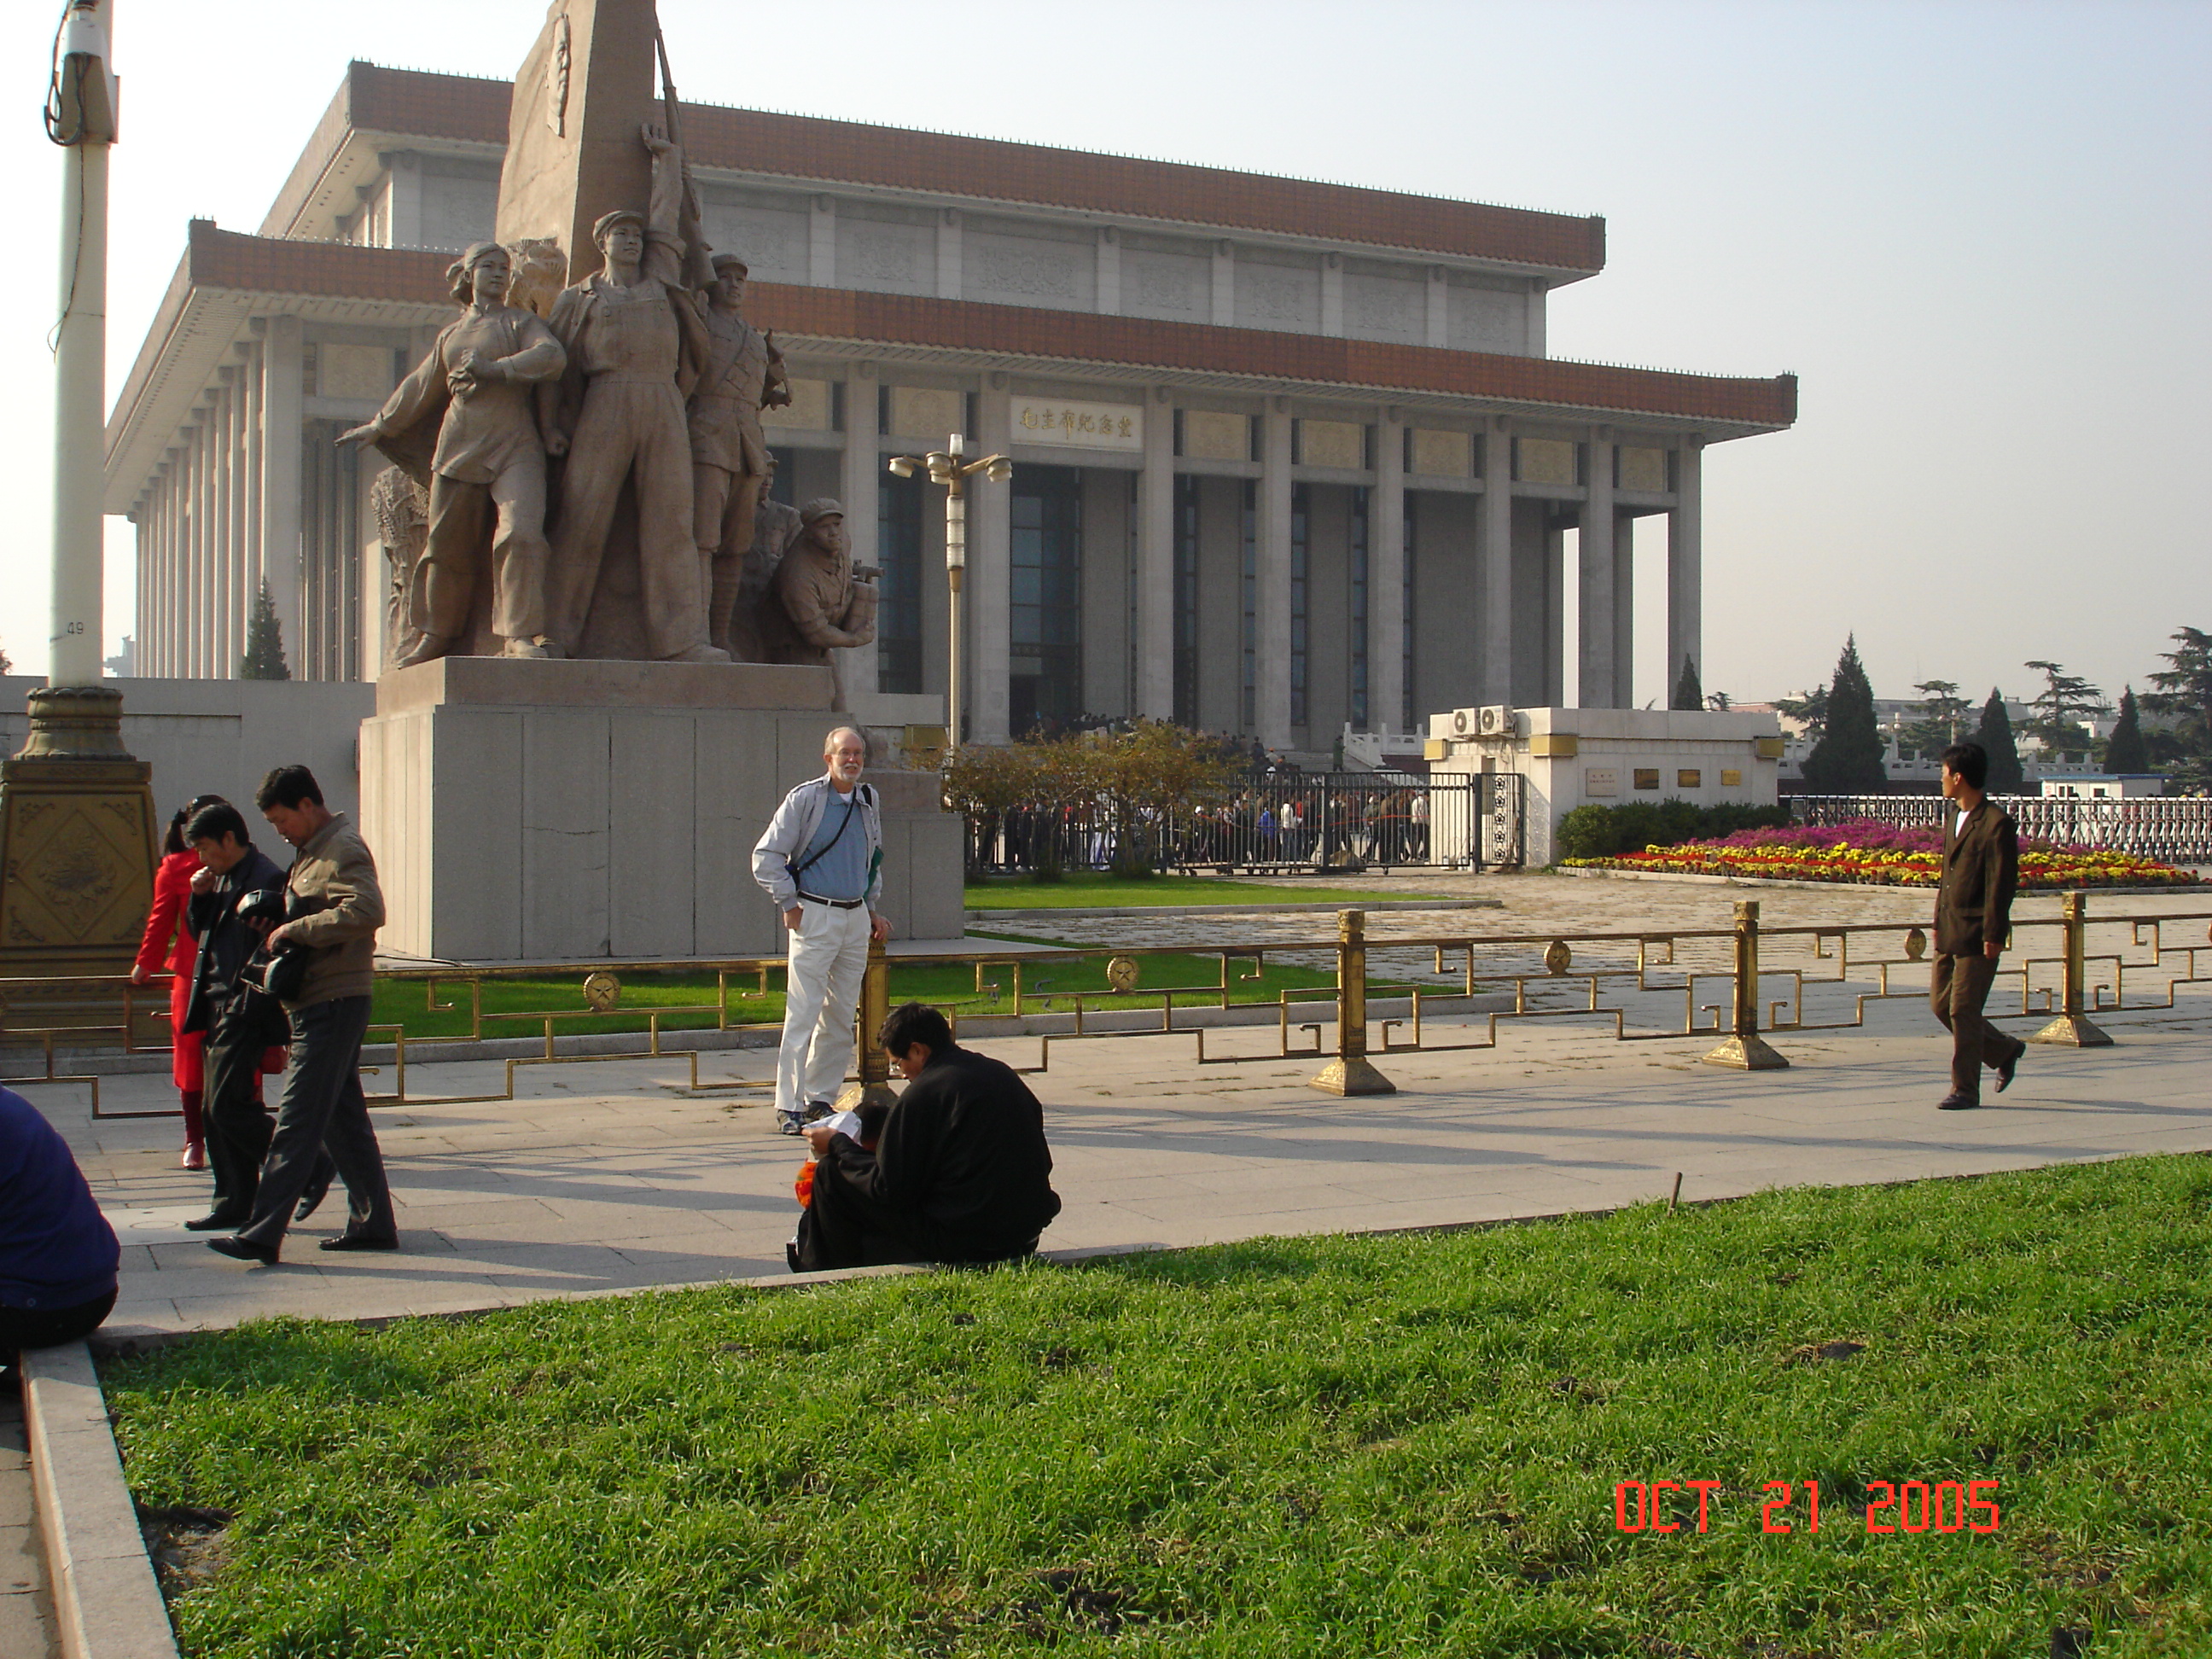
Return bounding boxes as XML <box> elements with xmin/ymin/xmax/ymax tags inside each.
<box><xmin>236</xmin><ymin>996</ymin><xmax>396</xmax><ymax>1249</ymax></box>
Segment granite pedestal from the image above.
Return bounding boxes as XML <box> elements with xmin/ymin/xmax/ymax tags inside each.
<box><xmin>358</xmin><ymin>657</ymin><xmax>962</xmax><ymax>962</ymax></box>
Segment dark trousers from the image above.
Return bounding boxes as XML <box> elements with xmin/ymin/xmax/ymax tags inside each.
<box><xmin>796</xmin><ymin>1163</ymin><xmax>1038</xmax><ymax>1272</ymax></box>
<box><xmin>236</xmin><ymin>996</ymin><xmax>395</xmax><ymax>1250</ymax></box>
<box><xmin>203</xmin><ymin>1010</ymin><xmax>335</xmax><ymax>1226</ymax></box>
<box><xmin>0</xmin><ymin>1288</ymin><xmax>117</xmax><ymax>1366</ymax></box>
<box><xmin>1930</xmin><ymin>952</ymin><xmax>2024</xmax><ymax>1097</ymax></box>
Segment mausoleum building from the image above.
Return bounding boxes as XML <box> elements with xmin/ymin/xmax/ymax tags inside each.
<box><xmin>104</xmin><ymin>61</ymin><xmax>1795</xmax><ymax>754</ymax></box>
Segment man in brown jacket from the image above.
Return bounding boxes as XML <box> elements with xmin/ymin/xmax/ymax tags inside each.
<box><xmin>207</xmin><ymin>765</ymin><xmax>399</xmax><ymax>1264</ymax></box>
<box><xmin>1930</xmin><ymin>741</ymin><xmax>2028</xmax><ymax>1110</ymax></box>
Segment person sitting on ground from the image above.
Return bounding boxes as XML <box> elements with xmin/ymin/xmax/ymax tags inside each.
<box><xmin>794</xmin><ymin>1002</ymin><xmax>1062</xmax><ymax>1272</ymax></box>
<box><xmin>0</xmin><ymin>1086</ymin><xmax>119</xmax><ymax>1389</ymax></box>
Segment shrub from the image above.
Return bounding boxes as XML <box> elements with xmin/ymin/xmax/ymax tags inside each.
<box><xmin>1552</xmin><ymin>800</ymin><xmax>1791</xmax><ymax>862</ymax></box>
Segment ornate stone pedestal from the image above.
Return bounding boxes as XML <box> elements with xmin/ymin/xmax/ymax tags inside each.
<box><xmin>0</xmin><ymin>685</ymin><xmax>163</xmax><ymax>1042</ymax></box>
<box><xmin>359</xmin><ymin>657</ymin><xmax>963</xmax><ymax>962</ymax></box>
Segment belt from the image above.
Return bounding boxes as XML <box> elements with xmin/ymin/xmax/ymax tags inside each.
<box><xmin>798</xmin><ymin>892</ymin><xmax>864</xmax><ymax>911</ymax></box>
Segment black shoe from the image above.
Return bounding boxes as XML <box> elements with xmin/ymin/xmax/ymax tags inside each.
<box><xmin>294</xmin><ymin>1182</ymin><xmax>332</xmax><ymax>1222</ymax></box>
<box><xmin>318</xmin><ymin>1233</ymin><xmax>399</xmax><ymax>1253</ymax></box>
<box><xmin>1994</xmin><ymin>1045</ymin><xmax>2023</xmax><ymax>1094</ymax></box>
<box><xmin>786</xmin><ymin>1238</ymin><xmax>802</xmax><ymax>1273</ymax></box>
<box><xmin>183</xmin><ymin>1212</ymin><xmax>248</xmax><ymax>1232</ymax></box>
<box><xmin>1937</xmin><ymin>1091</ymin><xmax>1982</xmax><ymax>1111</ymax></box>
<box><xmin>206</xmin><ymin>1236</ymin><xmax>278</xmax><ymax>1265</ymax></box>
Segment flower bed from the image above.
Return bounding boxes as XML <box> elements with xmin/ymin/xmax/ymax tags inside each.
<box><xmin>1563</xmin><ymin>818</ymin><xmax>2200</xmax><ymax>888</ymax></box>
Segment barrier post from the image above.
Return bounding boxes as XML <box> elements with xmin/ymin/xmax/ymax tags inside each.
<box><xmin>1311</xmin><ymin>909</ymin><xmax>1396</xmax><ymax>1096</ymax></box>
<box><xmin>837</xmin><ymin>932</ymin><xmax>902</xmax><ymax>1111</ymax></box>
<box><xmin>2029</xmin><ymin>891</ymin><xmax>2113</xmax><ymax>1047</ymax></box>
<box><xmin>1703</xmin><ymin>899</ymin><xmax>1789</xmax><ymax>1069</ymax></box>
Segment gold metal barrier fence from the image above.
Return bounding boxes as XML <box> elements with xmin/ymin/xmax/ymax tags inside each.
<box><xmin>4</xmin><ymin>895</ymin><xmax>2206</xmax><ymax>1115</ymax></box>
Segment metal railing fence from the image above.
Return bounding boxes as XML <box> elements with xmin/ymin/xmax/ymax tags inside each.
<box><xmin>1790</xmin><ymin>794</ymin><xmax>2212</xmax><ymax>864</ymax></box>
<box><xmin>6</xmin><ymin>893</ymin><xmax>2205</xmax><ymax>1115</ymax></box>
<box><xmin>968</xmin><ymin>772</ymin><xmax>1523</xmax><ymax>876</ymax></box>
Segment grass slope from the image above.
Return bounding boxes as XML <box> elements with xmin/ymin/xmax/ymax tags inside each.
<box><xmin>107</xmin><ymin>1155</ymin><xmax>2211</xmax><ymax>1656</ymax></box>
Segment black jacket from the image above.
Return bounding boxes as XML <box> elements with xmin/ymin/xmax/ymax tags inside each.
<box><xmin>1935</xmin><ymin>800</ymin><xmax>2019</xmax><ymax>956</ymax></box>
<box><xmin>180</xmin><ymin>845</ymin><xmax>288</xmax><ymax>1035</ymax></box>
<box><xmin>820</xmin><ymin>1045</ymin><xmax>1062</xmax><ymax>1252</ymax></box>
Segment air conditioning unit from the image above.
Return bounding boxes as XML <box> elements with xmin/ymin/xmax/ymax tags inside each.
<box><xmin>1478</xmin><ymin>704</ymin><xmax>1515</xmax><ymax>736</ymax></box>
<box><xmin>1451</xmin><ymin>707</ymin><xmax>1476</xmax><ymax>736</ymax></box>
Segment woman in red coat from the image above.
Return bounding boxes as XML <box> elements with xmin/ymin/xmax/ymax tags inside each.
<box><xmin>131</xmin><ymin>799</ymin><xmax>220</xmax><ymax>1168</ymax></box>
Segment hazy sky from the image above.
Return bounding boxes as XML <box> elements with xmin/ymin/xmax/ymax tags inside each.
<box><xmin>1</xmin><ymin>0</ymin><xmax>2204</xmax><ymax>711</ymax></box>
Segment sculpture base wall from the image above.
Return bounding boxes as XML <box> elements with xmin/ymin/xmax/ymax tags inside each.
<box><xmin>359</xmin><ymin>657</ymin><xmax>964</xmax><ymax>962</ymax></box>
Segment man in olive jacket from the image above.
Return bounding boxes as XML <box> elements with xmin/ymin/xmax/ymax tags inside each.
<box><xmin>1930</xmin><ymin>741</ymin><xmax>2028</xmax><ymax>1110</ymax></box>
<box><xmin>796</xmin><ymin>1002</ymin><xmax>1061</xmax><ymax>1271</ymax></box>
<box><xmin>208</xmin><ymin>765</ymin><xmax>399</xmax><ymax>1264</ymax></box>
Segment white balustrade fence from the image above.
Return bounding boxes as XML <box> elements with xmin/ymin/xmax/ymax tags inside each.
<box><xmin>1790</xmin><ymin>795</ymin><xmax>2212</xmax><ymax>864</ymax></box>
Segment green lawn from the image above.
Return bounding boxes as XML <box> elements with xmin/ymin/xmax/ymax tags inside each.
<box><xmin>368</xmin><ymin>948</ymin><xmax>1379</xmax><ymax>1044</ymax></box>
<box><xmin>107</xmin><ymin>1155</ymin><xmax>2209</xmax><ymax>1656</ymax></box>
<box><xmin>965</xmin><ymin>873</ymin><xmax>1413</xmax><ymax>910</ymax></box>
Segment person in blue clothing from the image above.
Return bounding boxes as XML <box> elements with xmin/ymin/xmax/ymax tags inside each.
<box><xmin>0</xmin><ymin>1086</ymin><xmax>119</xmax><ymax>1388</ymax></box>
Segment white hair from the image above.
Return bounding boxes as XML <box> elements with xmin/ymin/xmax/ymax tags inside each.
<box><xmin>824</xmin><ymin>725</ymin><xmax>866</xmax><ymax>755</ymax></box>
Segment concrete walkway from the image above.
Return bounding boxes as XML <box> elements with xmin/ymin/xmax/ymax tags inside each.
<box><xmin>0</xmin><ymin>1392</ymin><xmax>60</xmax><ymax>1659</ymax></box>
<box><xmin>32</xmin><ymin>968</ymin><xmax>2212</xmax><ymax>1341</ymax></box>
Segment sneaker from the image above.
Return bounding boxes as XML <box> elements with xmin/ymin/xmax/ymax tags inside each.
<box><xmin>775</xmin><ymin>1108</ymin><xmax>807</xmax><ymax>1136</ymax></box>
<box><xmin>802</xmin><ymin>1100</ymin><xmax>836</xmax><ymax>1125</ymax></box>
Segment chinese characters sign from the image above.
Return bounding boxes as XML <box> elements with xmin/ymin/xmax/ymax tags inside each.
<box><xmin>1011</xmin><ymin>398</ymin><xmax>1144</xmax><ymax>452</ymax></box>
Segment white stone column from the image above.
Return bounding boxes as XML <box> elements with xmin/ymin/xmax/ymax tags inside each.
<box><xmin>1577</xmin><ymin>433</ymin><xmax>1616</xmax><ymax>707</ymax></box>
<box><xmin>1095</xmin><ymin>227</ymin><xmax>1121</xmax><ymax>315</ymax></box>
<box><xmin>189</xmin><ymin>414</ymin><xmax>211</xmax><ymax>677</ymax></box>
<box><xmin>1544</xmin><ymin>521</ymin><xmax>1566</xmax><ymax>707</ymax></box>
<box><xmin>259</xmin><ymin>316</ymin><xmax>304</xmax><ymax>673</ymax></box>
<box><xmin>1134</xmin><ymin>387</ymin><xmax>1174</xmax><ymax>719</ymax></box>
<box><xmin>809</xmin><ymin>194</ymin><xmax>836</xmax><ymax>287</ymax></box>
<box><xmin>1320</xmin><ymin>253</ymin><xmax>1344</xmax><ymax>336</ymax></box>
<box><xmin>1255</xmin><ymin>399</ymin><xmax>1294</xmax><ymax>750</ymax></box>
<box><xmin>223</xmin><ymin>373</ymin><xmax>244</xmax><ymax>674</ymax></box>
<box><xmin>1370</xmin><ymin>405</ymin><xmax>1406</xmax><ymax>733</ymax></box>
<box><xmin>1612</xmin><ymin>507</ymin><xmax>1634</xmax><ymax>710</ymax></box>
<box><xmin>1668</xmin><ymin>439</ymin><xmax>1703</xmax><ymax>703</ymax></box>
<box><xmin>242</xmin><ymin>341</ymin><xmax>264</xmax><ymax>610</ymax></box>
<box><xmin>839</xmin><ymin>405</ymin><xmax>882</xmax><ymax>706</ymax></box>
<box><xmin>935</xmin><ymin>207</ymin><xmax>960</xmax><ymax>299</ymax></box>
<box><xmin>1526</xmin><ymin>281</ymin><xmax>1546</xmax><ymax>356</ymax></box>
<box><xmin>1479</xmin><ymin>422</ymin><xmax>1515</xmax><ymax>706</ymax></box>
<box><xmin>387</xmin><ymin>152</ymin><xmax>423</xmax><ymax>248</ymax></box>
<box><xmin>969</xmin><ymin>386</ymin><xmax>1013</xmax><ymax>744</ymax></box>
<box><xmin>1210</xmin><ymin>240</ymin><xmax>1235</xmax><ymax>326</ymax></box>
<box><xmin>1425</xmin><ymin>266</ymin><xmax>1448</xmax><ymax>347</ymax></box>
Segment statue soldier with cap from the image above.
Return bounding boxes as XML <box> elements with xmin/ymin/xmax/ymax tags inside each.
<box><xmin>759</xmin><ymin>499</ymin><xmax>878</xmax><ymax>710</ymax></box>
<box><xmin>538</xmin><ymin>122</ymin><xmax>726</xmax><ymax>663</ymax></box>
<box><xmin>339</xmin><ymin>241</ymin><xmax>568</xmax><ymax>665</ymax></box>
<box><xmin>687</xmin><ymin>253</ymin><xmax>790</xmax><ymax>656</ymax></box>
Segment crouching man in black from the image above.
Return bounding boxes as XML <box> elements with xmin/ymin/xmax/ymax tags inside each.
<box><xmin>795</xmin><ymin>1002</ymin><xmax>1061</xmax><ymax>1272</ymax></box>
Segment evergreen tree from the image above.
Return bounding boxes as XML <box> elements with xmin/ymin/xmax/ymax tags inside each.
<box><xmin>2023</xmin><ymin>659</ymin><xmax>2104</xmax><ymax>757</ymax></box>
<box><xmin>2142</xmin><ymin>626</ymin><xmax>2212</xmax><ymax>789</ymax></box>
<box><xmin>1974</xmin><ymin>689</ymin><xmax>2024</xmax><ymax>794</ymax></box>
<box><xmin>239</xmin><ymin>581</ymin><xmax>290</xmax><ymax>680</ymax></box>
<box><xmin>2102</xmin><ymin>687</ymin><xmax>2147</xmax><ymax>775</ymax></box>
<box><xmin>1799</xmin><ymin>636</ymin><xmax>1885</xmax><ymax>792</ymax></box>
<box><xmin>1671</xmin><ymin>654</ymin><xmax>1703</xmax><ymax>711</ymax></box>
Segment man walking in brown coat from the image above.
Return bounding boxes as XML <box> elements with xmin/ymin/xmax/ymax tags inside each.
<box><xmin>1930</xmin><ymin>741</ymin><xmax>2028</xmax><ymax>1110</ymax></box>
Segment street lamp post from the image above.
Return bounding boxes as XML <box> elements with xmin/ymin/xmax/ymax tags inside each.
<box><xmin>887</xmin><ymin>433</ymin><xmax>1010</xmax><ymax>748</ymax></box>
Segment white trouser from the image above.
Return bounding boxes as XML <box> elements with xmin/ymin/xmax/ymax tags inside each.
<box><xmin>776</xmin><ymin>899</ymin><xmax>871</xmax><ymax>1115</ymax></box>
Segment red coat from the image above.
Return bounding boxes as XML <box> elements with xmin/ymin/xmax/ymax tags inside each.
<box><xmin>134</xmin><ymin>850</ymin><xmax>203</xmax><ymax>1091</ymax></box>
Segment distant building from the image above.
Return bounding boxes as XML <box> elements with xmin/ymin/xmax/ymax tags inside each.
<box><xmin>104</xmin><ymin>61</ymin><xmax>1795</xmax><ymax>756</ymax></box>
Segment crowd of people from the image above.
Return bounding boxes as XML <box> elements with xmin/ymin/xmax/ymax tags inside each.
<box><xmin>978</xmin><ymin>782</ymin><xmax>1436</xmax><ymax>876</ymax></box>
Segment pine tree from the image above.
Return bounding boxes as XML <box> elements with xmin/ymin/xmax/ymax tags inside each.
<box><xmin>1800</xmin><ymin>636</ymin><xmax>1885</xmax><ymax>793</ymax></box>
<box><xmin>1671</xmin><ymin>654</ymin><xmax>1703</xmax><ymax>711</ymax></box>
<box><xmin>239</xmin><ymin>581</ymin><xmax>290</xmax><ymax>680</ymax></box>
<box><xmin>2102</xmin><ymin>686</ymin><xmax>2147</xmax><ymax>775</ymax></box>
<box><xmin>1975</xmin><ymin>689</ymin><xmax>2024</xmax><ymax>794</ymax></box>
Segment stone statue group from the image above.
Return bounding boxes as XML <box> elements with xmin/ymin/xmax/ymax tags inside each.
<box><xmin>348</xmin><ymin>123</ymin><xmax>876</xmax><ymax>689</ymax></box>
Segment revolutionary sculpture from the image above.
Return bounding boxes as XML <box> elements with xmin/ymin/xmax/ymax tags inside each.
<box><xmin>688</xmin><ymin>253</ymin><xmax>789</xmax><ymax>655</ymax></box>
<box><xmin>757</xmin><ymin>499</ymin><xmax>878</xmax><ymax>709</ymax></box>
<box><xmin>368</xmin><ymin>466</ymin><xmax>430</xmax><ymax>668</ymax></box>
<box><xmin>341</xmin><ymin>242</ymin><xmax>568</xmax><ymax>663</ymax></box>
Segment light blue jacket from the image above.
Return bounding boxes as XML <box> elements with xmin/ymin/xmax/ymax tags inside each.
<box><xmin>751</xmin><ymin>773</ymin><xmax>883</xmax><ymax>911</ymax></box>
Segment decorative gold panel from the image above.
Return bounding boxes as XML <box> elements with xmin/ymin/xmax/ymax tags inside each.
<box><xmin>1618</xmin><ymin>446</ymin><xmax>1669</xmax><ymax>492</ymax></box>
<box><xmin>1677</xmin><ymin>769</ymin><xmax>1703</xmax><ymax>789</ymax></box>
<box><xmin>1408</xmin><ymin>428</ymin><xmax>1474</xmax><ymax>478</ymax></box>
<box><xmin>1181</xmin><ymin>410</ymin><xmax>1252</xmax><ymax>462</ymax></box>
<box><xmin>762</xmin><ymin>377</ymin><xmax>833</xmax><ymax>431</ymax></box>
<box><xmin>1529</xmin><ymin>734</ymin><xmax>1579</xmax><ymax>758</ymax></box>
<box><xmin>888</xmin><ymin>386</ymin><xmax>963</xmax><ymax>439</ymax></box>
<box><xmin>1298</xmin><ymin>419</ymin><xmax>1365</xmax><ymax>469</ymax></box>
<box><xmin>1720</xmin><ymin>768</ymin><xmax>1743</xmax><ymax>788</ymax></box>
<box><xmin>1516</xmin><ymin>438</ymin><xmax>1577</xmax><ymax>486</ymax></box>
<box><xmin>1633</xmin><ymin>767</ymin><xmax>1662</xmax><ymax>790</ymax></box>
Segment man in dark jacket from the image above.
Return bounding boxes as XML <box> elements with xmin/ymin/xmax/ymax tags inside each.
<box><xmin>796</xmin><ymin>1003</ymin><xmax>1061</xmax><ymax>1271</ymax></box>
<box><xmin>178</xmin><ymin>801</ymin><xmax>298</xmax><ymax>1231</ymax></box>
<box><xmin>0</xmin><ymin>1086</ymin><xmax>119</xmax><ymax>1385</ymax></box>
<box><xmin>1930</xmin><ymin>741</ymin><xmax>2028</xmax><ymax>1110</ymax></box>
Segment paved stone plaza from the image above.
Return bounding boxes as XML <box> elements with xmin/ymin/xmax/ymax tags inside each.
<box><xmin>23</xmin><ymin>876</ymin><xmax>2205</xmax><ymax>1343</ymax></box>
